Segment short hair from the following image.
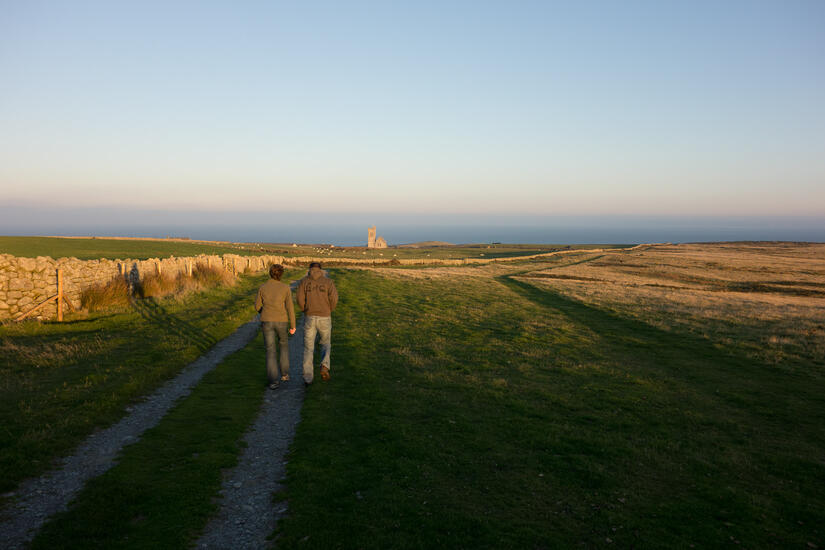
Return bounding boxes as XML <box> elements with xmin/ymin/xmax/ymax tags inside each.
<box><xmin>269</xmin><ymin>264</ymin><xmax>284</xmax><ymax>280</ymax></box>
<box><xmin>309</xmin><ymin>261</ymin><xmax>321</xmax><ymax>269</ymax></box>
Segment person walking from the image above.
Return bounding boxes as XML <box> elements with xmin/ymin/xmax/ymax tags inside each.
<box><xmin>297</xmin><ymin>262</ymin><xmax>338</xmax><ymax>385</ymax></box>
<box><xmin>255</xmin><ymin>264</ymin><xmax>296</xmax><ymax>389</ymax></box>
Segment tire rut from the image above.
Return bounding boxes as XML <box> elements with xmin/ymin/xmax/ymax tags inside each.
<box><xmin>196</xmin><ymin>318</ymin><xmax>307</xmax><ymax>549</ymax></box>
<box><xmin>0</xmin><ymin>318</ymin><xmax>262</xmax><ymax>550</ymax></box>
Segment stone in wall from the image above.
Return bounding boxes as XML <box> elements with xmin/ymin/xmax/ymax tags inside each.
<box><xmin>9</xmin><ymin>277</ymin><xmax>34</xmax><ymax>291</ymax></box>
<box><xmin>17</xmin><ymin>257</ymin><xmax>37</xmax><ymax>271</ymax></box>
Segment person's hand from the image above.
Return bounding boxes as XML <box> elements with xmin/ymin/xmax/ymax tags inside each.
<box><xmin>289</xmin><ymin>328</ymin><xmax>296</xmax><ymax>335</ymax></box>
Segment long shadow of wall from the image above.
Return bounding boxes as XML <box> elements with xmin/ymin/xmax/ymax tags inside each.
<box><xmin>495</xmin><ymin>274</ymin><xmax>822</xmax><ymax>416</ymax></box>
<box><xmin>130</xmin><ymin>297</ymin><xmax>218</xmax><ymax>353</ymax></box>
<box><xmin>124</xmin><ymin>261</ymin><xmax>215</xmax><ymax>352</ymax></box>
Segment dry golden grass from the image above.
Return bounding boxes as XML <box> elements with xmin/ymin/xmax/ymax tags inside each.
<box><xmin>191</xmin><ymin>262</ymin><xmax>236</xmax><ymax>288</ymax></box>
<box><xmin>138</xmin><ymin>272</ymin><xmax>180</xmax><ymax>298</ymax></box>
<box><xmin>358</xmin><ymin>253</ymin><xmax>600</xmax><ymax>281</ymax></box>
<box><xmin>357</xmin><ymin>264</ymin><xmax>501</xmax><ymax>280</ymax></box>
<box><xmin>520</xmin><ymin>242</ymin><xmax>825</xmax><ymax>366</ymax></box>
<box><xmin>81</xmin><ymin>264</ymin><xmax>238</xmax><ymax>311</ymax></box>
<box><xmin>80</xmin><ymin>276</ymin><xmax>132</xmax><ymax>312</ymax></box>
<box><xmin>539</xmin><ymin>242</ymin><xmax>825</xmax><ymax>290</ymax></box>
<box><xmin>139</xmin><ymin>263</ymin><xmax>237</xmax><ymax>299</ymax></box>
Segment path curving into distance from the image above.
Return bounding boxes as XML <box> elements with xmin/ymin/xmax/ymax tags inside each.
<box><xmin>196</xmin><ymin>318</ymin><xmax>307</xmax><ymax>549</ymax></box>
<box><xmin>0</xmin><ymin>318</ymin><xmax>262</xmax><ymax>550</ymax></box>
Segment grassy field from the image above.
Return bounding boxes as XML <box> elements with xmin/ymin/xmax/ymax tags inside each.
<box><xmin>523</xmin><ymin>242</ymin><xmax>825</xmax><ymax>367</ymax></box>
<box><xmin>2</xmin><ymin>243</ymin><xmax>823</xmax><ymax>548</ymax></box>
<box><xmin>0</xmin><ymin>269</ymin><xmax>282</xmax><ymax>496</ymax></box>
<box><xmin>255</xmin><ymin>242</ymin><xmax>629</xmax><ymax>262</ymax></box>
<box><xmin>274</xmin><ymin>247</ymin><xmax>824</xmax><ymax>548</ymax></box>
<box><xmin>0</xmin><ymin>236</ymin><xmax>262</xmax><ymax>260</ymax></box>
<box><xmin>0</xmin><ymin>235</ymin><xmax>625</xmax><ymax>261</ymax></box>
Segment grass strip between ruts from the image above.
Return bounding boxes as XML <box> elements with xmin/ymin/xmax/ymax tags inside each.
<box><xmin>30</xmin><ymin>334</ymin><xmax>270</xmax><ymax>549</ymax></box>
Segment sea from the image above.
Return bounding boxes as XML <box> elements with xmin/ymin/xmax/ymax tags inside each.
<box><xmin>1</xmin><ymin>208</ymin><xmax>823</xmax><ymax>246</ymax></box>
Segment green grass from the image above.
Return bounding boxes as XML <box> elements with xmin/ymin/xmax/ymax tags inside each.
<box><xmin>31</xmin><ymin>334</ymin><xmax>269</xmax><ymax>549</ymax></box>
<box><xmin>6</xmin><ymin>258</ymin><xmax>821</xmax><ymax>547</ymax></box>
<box><xmin>274</xmin><ymin>268</ymin><xmax>825</xmax><ymax>548</ymax></box>
<box><xmin>0</xmin><ymin>235</ymin><xmax>629</xmax><ymax>262</ymax></box>
<box><xmin>0</xmin><ymin>271</ymin><xmax>273</xmax><ymax>495</ymax></box>
<box><xmin>0</xmin><ymin>236</ymin><xmax>259</xmax><ymax>260</ymax></box>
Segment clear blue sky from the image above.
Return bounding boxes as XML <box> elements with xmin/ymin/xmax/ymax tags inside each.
<box><xmin>1</xmin><ymin>0</ymin><xmax>823</xmax><ymax>219</ymax></box>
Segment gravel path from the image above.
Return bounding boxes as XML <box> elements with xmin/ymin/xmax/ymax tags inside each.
<box><xmin>196</xmin><ymin>319</ymin><xmax>306</xmax><ymax>549</ymax></box>
<box><xmin>0</xmin><ymin>317</ymin><xmax>262</xmax><ymax>550</ymax></box>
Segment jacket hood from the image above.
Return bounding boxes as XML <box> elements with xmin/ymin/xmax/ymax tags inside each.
<box><xmin>309</xmin><ymin>266</ymin><xmax>323</xmax><ymax>279</ymax></box>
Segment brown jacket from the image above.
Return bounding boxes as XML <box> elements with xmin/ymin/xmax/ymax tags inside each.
<box><xmin>255</xmin><ymin>279</ymin><xmax>296</xmax><ymax>328</ymax></box>
<box><xmin>297</xmin><ymin>267</ymin><xmax>338</xmax><ymax>317</ymax></box>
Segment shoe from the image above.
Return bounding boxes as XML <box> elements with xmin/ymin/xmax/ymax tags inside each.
<box><xmin>320</xmin><ymin>365</ymin><xmax>330</xmax><ymax>381</ymax></box>
<box><xmin>269</xmin><ymin>382</ymin><xmax>279</xmax><ymax>390</ymax></box>
<box><xmin>281</xmin><ymin>374</ymin><xmax>290</xmax><ymax>382</ymax></box>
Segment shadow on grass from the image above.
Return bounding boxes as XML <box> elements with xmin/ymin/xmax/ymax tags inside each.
<box><xmin>496</xmin><ymin>274</ymin><xmax>822</xmax><ymax>415</ymax></box>
<box><xmin>130</xmin><ymin>298</ymin><xmax>217</xmax><ymax>352</ymax></box>
<box><xmin>46</xmin><ymin>314</ymin><xmax>120</xmax><ymax>325</ymax></box>
<box><xmin>499</xmin><ymin>274</ymin><xmax>702</xmax><ymax>352</ymax></box>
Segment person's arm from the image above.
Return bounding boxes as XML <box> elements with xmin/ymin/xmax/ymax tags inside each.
<box><xmin>285</xmin><ymin>287</ymin><xmax>296</xmax><ymax>332</ymax></box>
<box><xmin>254</xmin><ymin>287</ymin><xmax>263</xmax><ymax>313</ymax></box>
<box><xmin>297</xmin><ymin>279</ymin><xmax>306</xmax><ymax>311</ymax></box>
<box><xmin>328</xmin><ymin>280</ymin><xmax>338</xmax><ymax>312</ymax></box>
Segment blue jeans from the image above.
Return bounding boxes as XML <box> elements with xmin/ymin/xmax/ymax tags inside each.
<box><xmin>303</xmin><ymin>315</ymin><xmax>331</xmax><ymax>383</ymax></box>
<box><xmin>261</xmin><ymin>321</ymin><xmax>289</xmax><ymax>384</ymax></box>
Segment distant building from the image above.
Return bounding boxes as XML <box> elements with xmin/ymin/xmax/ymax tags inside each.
<box><xmin>367</xmin><ymin>226</ymin><xmax>388</xmax><ymax>248</ymax></box>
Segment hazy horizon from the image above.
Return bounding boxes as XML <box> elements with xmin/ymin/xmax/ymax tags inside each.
<box><xmin>1</xmin><ymin>205</ymin><xmax>823</xmax><ymax>246</ymax></box>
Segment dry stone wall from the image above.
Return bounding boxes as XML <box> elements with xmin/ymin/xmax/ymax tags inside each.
<box><xmin>0</xmin><ymin>253</ymin><xmax>286</xmax><ymax>321</ymax></box>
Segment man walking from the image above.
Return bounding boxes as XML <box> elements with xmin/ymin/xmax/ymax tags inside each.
<box><xmin>255</xmin><ymin>264</ymin><xmax>296</xmax><ymax>389</ymax></box>
<box><xmin>297</xmin><ymin>262</ymin><xmax>338</xmax><ymax>384</ymax></box>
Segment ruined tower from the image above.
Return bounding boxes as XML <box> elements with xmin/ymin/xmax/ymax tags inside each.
<box><xmin>367</xmin><ymin>226</ymin><xmax>388</xmax><ymax>248</ymax></box>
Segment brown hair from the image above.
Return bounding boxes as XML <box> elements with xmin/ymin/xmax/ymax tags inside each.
<box><xmin>269</xmin><ymin>264</ymin><xmax>284</xmax><ymax>280</ymax></box>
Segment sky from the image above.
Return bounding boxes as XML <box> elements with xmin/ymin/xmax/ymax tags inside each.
<box><xmin>1</xmin><ymin>1</ymin><xmax>824</xmax><ymax>235</ymax></box>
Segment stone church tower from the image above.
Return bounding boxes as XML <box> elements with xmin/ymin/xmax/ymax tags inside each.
<box><xmin>367</xmin><ymin>226</ymin><xmax>388</xmax><ymax>248</ymax></box>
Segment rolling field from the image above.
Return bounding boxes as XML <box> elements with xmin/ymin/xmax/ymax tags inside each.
<box><xmin>2</xmin><ymin>243</ymin><xmax>823</xmax><ymax>548</ymax></box>
<box><xmin>0</xmin><ymin>236</ymin><xmax>259</xmax><ymax>260</ymax></box>
<box><xmin>0</xmin><ymin>235</ymin><xmax>624</xmax><ymax>262</ymax></box>
<box><xmin>522</xmin><ymin>242</ymin><xmax>825</xmax><ymax>367</ymax></box>
<box><xmin>275</xmin><ymin>247</ymin><xmax>824</xmax><ymax>548</ymax></box>
<box><xmin>254</xmin><ymin>242</ymin><xmax>629</xmax><ymax>262</ymax></box>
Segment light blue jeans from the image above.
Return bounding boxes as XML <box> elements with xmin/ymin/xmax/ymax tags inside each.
<box><xmin>303</xmin><ymin>315</ymin><xmax>331</xmax><ymax>383</ymax></box>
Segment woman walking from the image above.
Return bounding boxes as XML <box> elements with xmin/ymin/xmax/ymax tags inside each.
<box><xmin>254</xmin><ymin>264</ymin><xmax>296</xmax><ymax>389</ymax></box>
